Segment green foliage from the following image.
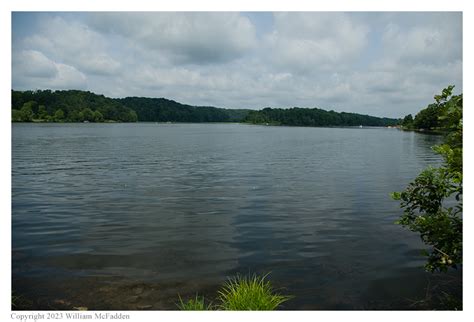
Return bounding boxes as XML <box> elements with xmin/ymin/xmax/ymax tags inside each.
<box><xmin>12</xmin><ymin>101</ymin><xmax>38</xmax><ymax>122</ymax></box>
<box><xmin>93</xmin><ymin>110</ymin><xmax>104</xmax><ymax>122</ymax></box>
<box><xmin>413</xmin><ymin>104</ymin><xmax>441</xmax><ymax>129</ymax></box>
<box><xmin>243</xmin><ymin>107</ymin><xmax>399</xmax><ymax>127</ymax></box>
<box><xmin>18</xmin><ymin>102</ymin><xmax>35</xmax><ymax>121</ymax></box>
<box><xmin>54</xmin><ymin>109</ymin><xmax>65</xmax><ymax>122</ymax></box>
<box><xmin>217</xmin><ymin>274</ymin><xmax>292</xmax><ymax>310</ymax></box>
<box><xmin>12</xmin><ymin>89</ymin><xmax>402</xmax><ymax>126</ymax></box>
<box><xmin>81</xmin><ymin>107</ymin><xmax>94</xmax><ymax>122</ymax></box>
<box><xmin>177</xmin><ymin>294</ymin><xmax>212</xmax><ymax>310</ymax></box>
<box><xmin>22</xmin><ymin>100</ymin><xmax>38</xmax><ymax>114</ymax></box>
<box><xmin>391</xmin><ymin>167</ymin><xmax>462</xmax><ymax>272</ymax></box>
<box><xmin>409</xmin><ymin>85</ymin><xmax>462</xmax><ymax>132</ymax></box>
<box><xmin>37</xmin><ymin>105</ymin><xmax>49</xmax><ymax>120</ymax></box>
<box><xmin>127</xmin><ymin>110</ymin><xmax>138</xmax><ymax>122</ymax></box>
<box><xmin>392</xmin><ymin>85</ymin><xmax>462</xmax><ymax>272</ymax></box>
<box><xmin>12</xmin><ymin>89</ymin><xmax>249</xmax><ymax>123</ymax></box>
<box><xmin>177</xmin><ymin>274</ymin><xmax>292</xmax><ymax>311</ymax></box>
<box><xmin>118</xmin><ymin>97</ymin><xmax>250</xmax><ymax>122</ymax></box>
<box><xmin>69</xmin><ymin>110</ymin><xmax>84</xmax><ymax>122</ymax></box>
<box><xmin>11</xmin><ymin>90</ymin><xmax>138</xmax><ymax>123</ymax></box>
<box><xmin>401</xmin><ymin>114</ymin><xmax>414</xmax><ymax>128</ymax></box>
<box><xmin>12</xmin><ymin>109</ymin><xmax>22</xmax><ymax>122</ymax></box>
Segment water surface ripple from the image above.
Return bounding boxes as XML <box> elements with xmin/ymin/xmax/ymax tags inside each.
<box><xmin>12</xmin><ymin>123</ymin><xmax>445</xmax><ymax>309</ymax></box>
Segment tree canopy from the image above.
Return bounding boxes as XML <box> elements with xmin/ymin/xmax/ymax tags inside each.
<box><xmin>11</xmin><ymin>90</ymin><xmax>251</xmax><ymax>123</ymax></box>
<box><xmin>12</xmin><ymin>90</ymin><xmax>137</xmax><ymax>123</ymax></box>
<box><xmin>117</xmin><ymin>97</ymin><xmax>250</xmax><ymax>122</ymax></box>
<box><xmin>12</xmin><ymin>89</ymin><xmax>399</xmax><ymax>126</ymax></box>
<box><xmin>243</xmin><ymin>107</ymin><xmax>399</xmax><ymax>127</ymax></box>
<box><xmin>400</xmin><ymin>86</ymin><xmax>462</xmax><ymax>132</ymax></box>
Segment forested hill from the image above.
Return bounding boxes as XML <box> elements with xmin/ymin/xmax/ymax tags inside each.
<box><xmin>12</xmin><ymin>90</ymin><xmax>138</xmax><ymax>122</ymax></box>
<box><xmin>12</xmin><ymin>89</ymin><xmax>399</xmax><ymax>126</ymax></box>
<box><xmin>243</xmin><ymin>107</ymin><xmax>399</xmax><ymax>127</ymax></box>
<box><xmin>11</xmin><ymin>90</ymin><xmax>250</xmax><ymax>123</ymax></box>
<box><xmin>117</xmin><ymin>97</ymin><xmax>250</xmax><ymax>122</ymax></box>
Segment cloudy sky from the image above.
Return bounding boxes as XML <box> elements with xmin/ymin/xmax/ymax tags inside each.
<box><xmin>12</xmin><ymin>12</ymin><xmax>462</xmax><ymax>118</ymax></box>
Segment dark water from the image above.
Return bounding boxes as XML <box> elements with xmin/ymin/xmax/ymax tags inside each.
<box><xmin>12</xmin><ymin>123</ymin><xmax>451</xmax><ymax>309</ymax></box>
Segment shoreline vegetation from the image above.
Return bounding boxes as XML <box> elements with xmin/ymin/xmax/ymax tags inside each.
<box><xmin>392</xmin><ymin>85</ymin><xmax>463</xmax><ymax>309</ymax></box>
<box><xmin>398</xmin><ymin>88</ymin><xmax>462</xmax><ymax>134</ymax></box>
<box><xmin>178</xmin><ymin>274</ymin><xmax>292</xmax><ymax>311</ymax></box>
<box><xmin>12</xmin><ymin>89</ymin><xmax>400</xmax><ymax>127</ymax></box>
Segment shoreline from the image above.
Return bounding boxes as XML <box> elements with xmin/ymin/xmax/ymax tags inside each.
<box><xmin>12</xmin><ymin>267</ymin><xmax>462</xmax><ymax>310</ymax></box>
<box><xmin>11</xmin><ymin>121</ymin><xmax>401</xmax><ymax>130</ymax></box>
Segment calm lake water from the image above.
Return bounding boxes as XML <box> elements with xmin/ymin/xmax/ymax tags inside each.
<box><xmin>12</xmin><ymin>123</ymin><xmax>453</xmax><ymax>309</ymax></box>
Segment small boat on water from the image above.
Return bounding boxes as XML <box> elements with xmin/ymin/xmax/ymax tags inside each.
<box><xmin>359</xmin><ymin>125</ymin><xmax>363</xmax><ymax>128</ymax></box>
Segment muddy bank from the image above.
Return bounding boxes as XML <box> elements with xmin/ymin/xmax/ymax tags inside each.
<box><xmin>12</xmin><ymin>268</ymin><xmax>462</xmax><ymax>310</ymax></box>
<box><xmin>12</xmin><ymin>275</ymin><xmax>221</xmax><ymax>310</ymax></box>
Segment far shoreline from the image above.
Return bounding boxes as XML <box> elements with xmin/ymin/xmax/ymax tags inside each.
<box><xmin>12</xmin><ymin>121</ymin><xmax>400</xmax><ymax>129</ymax></box>
<box><xmin>12</xmin><ymin>121</ymin><xmax>447</xmax><ymax>134</ymax></box>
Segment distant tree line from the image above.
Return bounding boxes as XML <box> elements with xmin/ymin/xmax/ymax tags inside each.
<box><xmin>117</xmin><ymin>97</ymin><xmax>250</xmax><ymax>122</ymax></box>
<box><xmin>12</xmin><ymin>90</ymin><xmax>137</xmax><ymax>122</ymax></box>
<box><xmin>11</xmin><ymin>90</ymin><xmax>249</xmax><ymax>123</ymax></box>
<box><xmin>12</xmin><ymin>89</ymin><xmax>399</xmax><ymax>127</ymax></box>
<box><xmin>243</xmin><ymin>107</ymin><xmax>399</xmax><ymax>127</ymax></box>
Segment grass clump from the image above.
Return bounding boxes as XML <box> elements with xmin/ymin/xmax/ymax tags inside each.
<box><xmin>177</xmin><ymin>294</ymin><xmax>212</xmax><ymax>310</ymax></box>
<box><xmin>217</xmin><ymin>273</ymin><xmax>292</xmax><ymax>310</ymax></box>
<box><xmin>176</xmin><ymin>273</ymin><xmax>292</xmax><ymax>311</ymax></box>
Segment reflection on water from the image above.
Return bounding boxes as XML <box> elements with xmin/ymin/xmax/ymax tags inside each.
<box><xmin>12</xmin><ymin>123</ymin><xmax>453</xmax><ymax>309</ymax></box>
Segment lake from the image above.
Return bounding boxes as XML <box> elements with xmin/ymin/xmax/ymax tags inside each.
<box><xmin>12</xmin><ymin>123</ymin><xmax>456</xmax><ymax>309</ymax></box>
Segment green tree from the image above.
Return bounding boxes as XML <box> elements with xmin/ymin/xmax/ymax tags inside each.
<box><xmin>392</xmin><ymin>86</ymin><xmax>462</xmax><ymax>272</ymax></box>
<box><xmin>401</xmin><ymin>114</ymin><xmax>414</xmax><ymax>128</ymax></box>
<box><xmin>12</xmin><ymin>90</ymin><xmax>141</xmax><ymax>123</ymax></box>
<box><xmin>17</xmin><ymin>103</ymin><xmax>35</xmax><ymax>122</ymax></box>
<box><xmin>242</xmin><ymin>107</ymin><xmax>398</xmax><ymax>127</ymax></box>
<box><xmin>413</xmin><ymin>104</ymin><xmax>441</xmax><ymax>130</ymax></box>
<box><xmin>53</xmin><ymin>109</ymin><xmax>65</xmax><ymax>122</ymax></box>
<box><xmin>37</xmin><ymin>105</ymin><xmax>49</xmax><ymax>120</ymax></box>
<box><xmin>81</xmin><ymin>108</ymin><xmax>94</xmax><ymax>122</ymax></box>
<box><xmin>128</xmin><ymin>110</ymin><xmax>138</xmax><ymax>122</ymax></box>
<box><xmin>92</xmin><ymin>110</ymin><xmax>104</xmax><ymax>122</ymax></box>
<box><xmin>12</xmin><ymin>109</ymin><xmax>22</xmax><ymax>122</ymax></box>
<box><xmin>68</xmin><ymin>110</ymin><xmax>84</xmax><ymax>122</ymax></box>
<box><xmin>22</xmin><ymin>101</ymin><xmax>38</xmax><ymax>115</ymax></box>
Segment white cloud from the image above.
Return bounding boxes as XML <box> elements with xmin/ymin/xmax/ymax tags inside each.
<box><xmin>13</xmin><ymin>49</ymin><xmax>87</xmax><ymax>90</ymax></box>
<box><xmin>88</xmin><ymin>12</ymin><xmax>257</xmax><ymax>65</ymax></box>
<box><xmin>24</xmin><ymin>16</ymin><xmax>121</xmax><ymax>75</ymax></box>
<box><xmin>13</xmin><ymin>50</ymin><xmax>57</xmax><ymax>78</ymax></box>
<box><xmin>265</xmin><ymin>12</ymin><xmax>369</xmax><ymax>73</ymax></box>
<box><xmin>381</xmin><ymin>21</ymin><xmax>462</xmax><ymax>65</ymax></box>
<box><xmin>51</xmin><ymin>64</ymin><xmax>87</xmax><ymax>89</ymax></box>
